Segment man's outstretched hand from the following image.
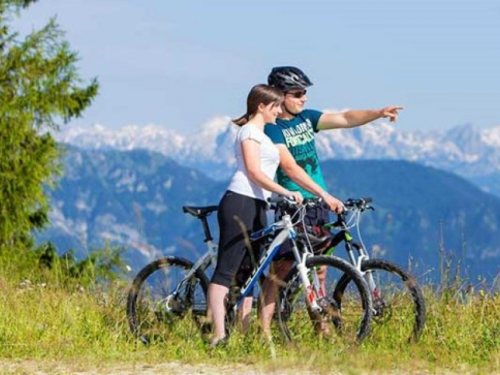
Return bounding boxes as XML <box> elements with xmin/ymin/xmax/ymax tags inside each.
<box><xmin>380</xmin><ymin>106</ymin><xmax>404</xmax><ymax>123</ymax></box>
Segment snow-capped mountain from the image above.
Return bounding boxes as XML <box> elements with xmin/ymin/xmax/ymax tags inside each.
<box><xmin>56</xmin><ymin>117</ymin><xmax>238</xmax><ymax>180</ymax></box>
<box><xmin>317</xmin><ymin>122</ymin><xmax>500</xmax><ymax>177</ymax></box>
<box><xmin>53</xmin><ymin>118</ymin><xmax>500</xmax><ymax>195</ymax></box>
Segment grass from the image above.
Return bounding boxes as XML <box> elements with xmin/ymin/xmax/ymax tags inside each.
<box><xmin>1</xmin><ymin>251</ymin><xmax>500</xmax><ymax>374</ymax></box>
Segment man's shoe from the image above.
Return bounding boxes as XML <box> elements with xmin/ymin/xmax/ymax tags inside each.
<box><xmin>209</xmin><ymin>337</ymin><xmax>228</xmax><ymax>348</ymax></box>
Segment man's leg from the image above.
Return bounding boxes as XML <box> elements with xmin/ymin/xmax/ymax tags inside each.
<box><xmin>258</xmin><ymin>259</ymin><xmax>293</xmax><ymax>338</ymax></box>
<box><xmin>306</xmin><ymin>264</ymin><xmax>334</xmax><ymax>337</ymax></box>
<box><xmin>237</xmin><ymin>296</ymin><xmax>254</xmax><ymax>333</ymax></box>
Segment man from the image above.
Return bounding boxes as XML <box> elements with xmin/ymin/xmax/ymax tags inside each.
<box><xmin>266</xmin><ymin>66</ymin><xmax>402</xmax><ymax>210</ymax></box>
<box><xmin>258</xmin><ymin>66</ymin><xmax>403</xmax><ymax>336</ymax></box>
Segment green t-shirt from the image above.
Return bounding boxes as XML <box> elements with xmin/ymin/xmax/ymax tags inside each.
<box><xmin>264</xmin><ymin>109</ymin><xmax>327</xmax><ymax>198</ymax></box>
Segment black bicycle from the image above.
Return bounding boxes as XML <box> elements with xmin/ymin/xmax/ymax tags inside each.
<box><xmin>279</xmin><ymin>197</ymin><xmax>426</xmax><ymax>344</ymax></box>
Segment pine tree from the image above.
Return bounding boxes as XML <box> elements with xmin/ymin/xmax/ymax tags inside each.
<box><xmin>0</xmin><ymin>0</ymin><xmax>99</xmax><ymax>250</ymax></box>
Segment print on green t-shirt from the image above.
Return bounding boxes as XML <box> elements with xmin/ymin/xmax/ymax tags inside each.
<box><xmin>264</xmin><ymin>109</ymin><xmax>327</xmax><ymax>198</ymax></box>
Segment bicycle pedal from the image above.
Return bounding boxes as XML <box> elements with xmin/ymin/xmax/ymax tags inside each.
<box><xmin>317</xmin><ymin>297</ymin><xmax>340</xmax><ymax>317</ymax></box>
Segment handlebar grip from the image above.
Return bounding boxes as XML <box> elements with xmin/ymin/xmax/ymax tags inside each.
<box><xmin>268</xmin><ymin>195</ymin><xmax>296</xmax><ymax>204</ymax></box>
<box><xmin>344</xmin><ymin>197</ymin><xmax>374</xmax><ymax>209</ymax></box>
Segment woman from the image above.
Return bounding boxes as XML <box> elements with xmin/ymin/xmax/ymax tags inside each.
<box><xmin>206</xmin><ymin>84</ymin><xmax>303</xmax><ymax>347</ymax></box>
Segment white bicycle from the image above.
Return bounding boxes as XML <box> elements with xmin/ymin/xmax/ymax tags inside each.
<box><xmin>126</xmin><ymin>198</ymin><xmax>373</xmax><ymax>345</ymax></box>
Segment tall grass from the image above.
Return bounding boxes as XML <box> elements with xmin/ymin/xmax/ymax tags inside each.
<box><xmin>1</xmin><ymin>246</ymin><xmax>500</xmax><ymax>374</ymax></box>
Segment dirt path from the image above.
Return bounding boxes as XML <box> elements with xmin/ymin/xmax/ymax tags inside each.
<box><xmin>2</xmin><ymin>360</ymin><xmax>482</xmax><ymax>374</ymax></box>
<box><xmin>2</xmin><ymin>360</ymin><xmax>320</xmax><ymax>375</ymax></box>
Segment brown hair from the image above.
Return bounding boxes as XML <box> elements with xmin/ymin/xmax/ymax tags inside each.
<box><xmin>232</xmin><ymin>84</ymin><xmax>284</xmax><ymax>126</ymax></box>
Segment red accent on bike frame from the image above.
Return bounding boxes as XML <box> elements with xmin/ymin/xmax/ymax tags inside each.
<box><xmin>318</xmin><ymin>287</ymin><xmax>325</xmax><ymax>298</ymax></box>
<box><xmin>307</xmin><ymin>286</ymin><xmax>316</xmax><ymax>304</ymax></box>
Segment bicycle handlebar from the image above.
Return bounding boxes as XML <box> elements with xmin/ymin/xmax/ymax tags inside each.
<box><xmin>267</xmin><ymin>195</ymin><xmax>307</xmax><ymax>212</ymax></box>
<box><xmin>343</xmin><ymin>197</ymin><xmax>374</xmax><ymax>211</ymax></box>
<box><xmin>267</xmin><ymin>195</ymin><xmax>327</xmax><ymax>210</ymax></box>
<box><xmin>267</xmin><ymin>196</ymin><xmax>376</xmax><ymax>220</ymax></box>
<box><xmin>318</xmin><ymin>197</ymin><xmax>374</xmax><ymax>232</ymax></box>
<box><xmin>267</xmin><ymin>195</ymin><xmax>297</xmax><ymax>205</ymax></box>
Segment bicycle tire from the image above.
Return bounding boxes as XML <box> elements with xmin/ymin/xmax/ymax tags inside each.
<box><xmin>277</xmin><ymin>255</ymin><xmax>373</xmax><ymax>345</ymax></box>
<box><xmin>334</xmin><ymin>258</ymin><xmax>426</xmax><ymax>344</ymax></box>
<box><xmin>126</xmin><ymin>256</ymin><xmax>210</xmax><ymax>345</ymax></box>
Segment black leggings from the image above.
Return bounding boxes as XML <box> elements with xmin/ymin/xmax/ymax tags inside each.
<box><xmin>211</xmin><ymin>191</ymin><xmax>267</xmax><ymax>288</ymax></box>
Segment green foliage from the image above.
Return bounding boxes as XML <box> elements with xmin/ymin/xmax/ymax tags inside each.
<box><xmin>0</xmin><ymin>239</ymin><xmax>128</xmax><ymax>288</ymax></box>
<box><xmin>35</xmin><ymin>241</ymin><xmax>128</xmax><ymax>288</ymax></box>
<box><xmin>0</xmin><ymin>0</ymin><xmax>98</xmax><ymax>250</ymax></box>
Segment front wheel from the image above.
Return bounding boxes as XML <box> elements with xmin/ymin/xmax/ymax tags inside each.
<box><xmin>334</xmin><ymin>258</ymin><xmax>426</xmax><ymax>344</ymax></box>
<box><xmin>126</xmin><ymin>256</ymin><xmax>209</xmax><ymax>345</ymax></box>
<box><xmin>277</xmin><ymin>255</ymin><xmax>373</xmax><ymax>346</ymax></box>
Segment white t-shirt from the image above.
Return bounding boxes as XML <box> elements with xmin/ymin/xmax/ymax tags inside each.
<box><xmin>227</xmin><ymin>123</ymin><xmax>280</xmax><ymax>202</ymax></box>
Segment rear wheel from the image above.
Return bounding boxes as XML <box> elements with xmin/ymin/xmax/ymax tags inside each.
<box><xmin>126</xmin><ymin>256</ymin><xmax>209</xmax><ymax>345</ymax></box>
<box><xmin>277</xmin><ymin>255</ymin><xmax>372</xmax><ymax>346</ymax></box>
<box><xmin>335</xmin><ymin>258</ymin><xmax>426</xmax><ymax>344</ymax></box>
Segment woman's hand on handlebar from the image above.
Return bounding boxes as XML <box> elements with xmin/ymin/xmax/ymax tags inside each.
<box><xmin>286</xmin><ymin>190</ymin><xmax>304</xmax><ymax>205</ymax></box>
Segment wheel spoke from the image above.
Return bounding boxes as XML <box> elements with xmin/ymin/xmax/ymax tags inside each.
<box><xmin>126</xmin><ymin>257</ymin><xmax>209</xmax><ymax>344</ymax></box>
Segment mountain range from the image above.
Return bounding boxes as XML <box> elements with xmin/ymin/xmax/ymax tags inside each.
<box><xmin>40</xmin><ymin>144</ymin><xmax>500</xmax><ymax>283</ymax></box>
<box><xmin>53</xmin><ymin>118</ymin><xmax>500</xmax><ymax>196</ymax></box>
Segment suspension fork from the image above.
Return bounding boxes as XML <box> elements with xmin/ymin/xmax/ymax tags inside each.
<box><xmin>344</xmin><ymin>238</ymin><xmax>378</xmax><ymax>297</ymax></box>
<box><xmin>283</xmin><ymin>211</ymin><xmax>329</xmax><ymax>313</ymax></box>
<box><xmin>295</xmin><ymin>259</ymin><xmax>323</xmax><ymax>312</ymax></box>
<box><xmin>330</xmin><ymin>213</ymin><xmax>381</xmax><ymax>303</ymax></box>
<box><xmin>293</xmin><ymin>245</ymin><xmax>327</xmax><ymax>313</ymax></box>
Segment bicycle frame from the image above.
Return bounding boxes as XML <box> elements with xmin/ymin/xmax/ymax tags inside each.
<box><xmin>230</xmin><ymin>202</ymin><xmax>325</xmax><ymax>313</ymax></box>
<box><xmin>184</xmin><ymin>240</ymin><xmax>217</xmax><ymax>280</ymax></box>
<box><xmin>180</xmin><ymin>201</ymin><xmax>327</xmax><ymax>315</ymax></box>
<box><xmin>167</xmin><ymin>240</ymin><xmax>217</xmax><ymax>309</ymax></box>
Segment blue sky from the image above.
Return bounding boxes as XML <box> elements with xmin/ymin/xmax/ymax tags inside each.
<box><xmin>14</xmin><ymin>0</ymin><xmax>500</xmax><ymax>134</ymax></box>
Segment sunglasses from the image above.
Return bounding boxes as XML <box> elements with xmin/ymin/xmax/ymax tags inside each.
<box><xmin>287</xmin><ymin>90</ymin><xmax>307</xmax><ymax>99</ymax></box>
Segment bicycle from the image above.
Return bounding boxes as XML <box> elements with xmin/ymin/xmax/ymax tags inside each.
<box><xmin>127</xmin><ymin>197</ymin><xmax>374</xmax><ymax>346</ymax></box>
<box><xmin>126</xmin><ymin>205</ymin><xmax>218</xmax><ymax>345</ymax></box>
<box><xmin>278</xmin><ymin>197</ymin><xmax>426</xmax><ymax>344</ymax></box>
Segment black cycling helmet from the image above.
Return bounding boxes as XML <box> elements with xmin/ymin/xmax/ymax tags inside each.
<box><xmin>267</xmin><ymin>66</ymin><xmax>313</xmax><ymax>92</ymax></box>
